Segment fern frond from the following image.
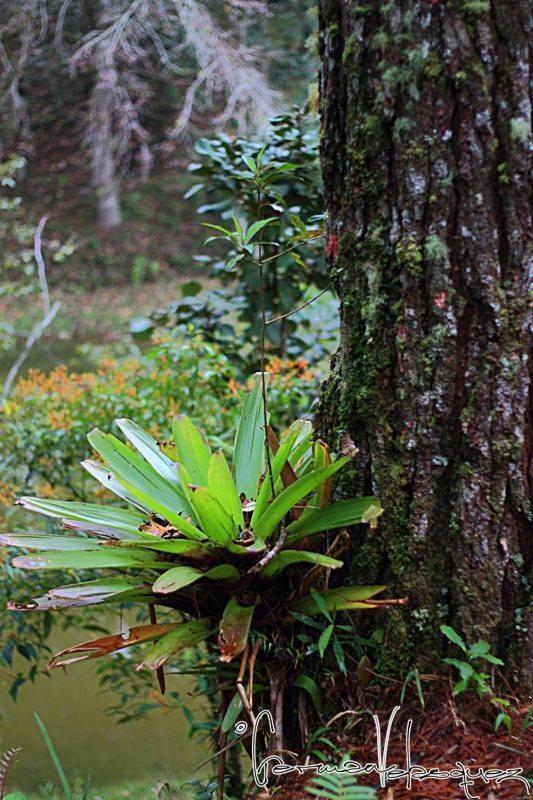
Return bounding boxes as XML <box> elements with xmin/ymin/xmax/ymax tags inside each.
<box><xmin>0</xmin><ymin>747</ymin><xmax>21</xmax><ymax>800</ymax></box>
<box><xmin>307</xmin><ymin>770</ymin><xmax>376</xmax><ymax>800</ymax></box>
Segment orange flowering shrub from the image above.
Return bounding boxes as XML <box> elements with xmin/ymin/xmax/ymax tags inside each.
<box><xmin>1</xmin><ymin>332</ymin><xmax>316</xmax><ymax>528</ymax></box>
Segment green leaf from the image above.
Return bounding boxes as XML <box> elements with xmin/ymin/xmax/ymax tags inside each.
<box><xmin>133</xmin><ymin>539</ymin><xmax>213</xmax><ymax>558</ymax></box>
<box><xmin>251</xmin><ymin>420</ymin><xmax>303</xmax><ymax>527</ymax></box>
<box><xmin>443</xmin><ymin>658</ymin><xmax>474</xmax><ymax>683</ymax></box>
<box><xmin>0</xmin><ymin>534</ymin><xmax>104</xmax><ymax>551</ymax></box>
<box><xmin>293</xmin><ymin>674</ymin><xmax>321</xmax><ymax>714</ymax></box>
<box><xmin>8</xmin><ymin>578</ymin><xmax>149</xmax><ymax>612</ymax></box>
<box><xmin>12</xmin><ymin>549</ymin><xmax>168</xmax><ymax>571</ymax></box>
<box><xmin>468</xmin><ymin>640</ymin><xmax>490</xmax><ymax>657</ymax></box>
<box><xmin>289</xmin><ymin>586</ymin><xmax>388</xmax><ymax>616</ymax></box>
<box><xmin>242</xmin><ymin>155</ymin><xmax>257</xmax><ymax>173</ymax></box>
<box><xmin>115</xmin><ymin>419</ymin><xmax>180</xmax><ymax>486</ymax></box>
<box><xmin>333</xmin><ymin>636</ymin><xmax>346</xmax><ymax>675</ymax></box>
<box><xmin>35</xmin><ymin>714</ymin><xmax>73</xmax><ymax>800</ymax></box>
<box><xmin>153</xmin><ymin>564</ymin><xmax>239</xmax><ymax>594</ymax></box>
<box><xmin>218</xmin><ymin>597</ymin><xmax>257</xmax><ymax>663</ymax></box>
<box><xmin>244</xmin><ymin>217</ymin><xmax>277</xmax><ymax>244</ymax></box>
<box><xmin>252</xmin><ymin>457</ymin><xmax>350</xmax><ymax>541</ymax></box>
<box><xmin>260</xmin><ymin>550</ymin><xmax>343</xmax><ymax>579</ymax></box>
<box><xmin>494</xmin><ymin>712</ymin><xmax>512</xmax><ymax>733</ymax></box>
<box><xmin>172</xmin><ymin>415</ymin><xmax>212</xmax><ymax>486</ymax></box>
<box><xmin>138</xmin><ymin>620</ymin><xmax>212</xmax><ymax>670</ymax></box>
<box><xmin>207</xmin><ymin>451</ymin><xmax>244</xmax><ymax>529</ymax></box>
<box><xmin>16</xmin><ymin>497</ymin><xmax>146</xmax><ymax>536</ymax></box>
<box><xmin>479</xmin><ymin>653</ymin><xmax>504</xmax><ymax>666</ymax></box>
<box><xmin>233</xmin><ymin>373</ymin><xmax>268</xmax><ymax>500</ymax></box>
<box><xmin>221</xmin><ymin>692</ymin><xmax>244</xmax><ymax>733</ymax></box>
<box><xmin>318</xmin><ymin>624</ymin><xmax>334</xmax><ymax>657</ymax></box>
<box><xmin>87</xmin><ymin>429</ymin><xmax>191</xmax><ymax>524</ymax></box>
<box><xmin>81</xmin><ymin>459</ymin><xmax>147</xmax><ymax>510</ymax></box>
<box><xmin>440</xmin><ymin>625</ymin><xmax>468</xmax><ymax>653</ymax></box>
<box><xmin>286</xmin><ymin>497</ymin><xmax>381</xmax><ymax>543</ymax></box>
<box><xmin>152</xmin><ymin>565</ymin><xmax>202</xmax><ymax>593</ymax></box>
<box><xmin>190</xmin><ymin>486</ymin><xmax>237</xmax><ymax>544</ymax></box>
<box><xmin>309</xmin><ymin>587</ymin><xmax>332</xmax><ymax>621</ymax></box>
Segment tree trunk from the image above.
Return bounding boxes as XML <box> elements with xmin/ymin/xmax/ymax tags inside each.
<box><xmin>316</xmin><ymin>0</ymin><xmax>532</xmax><ymax>686</ymax></box>
<box><xmin>90</xmin><ymin>1</ymin><xmax>121</xmax><ymax>229</ymax></box>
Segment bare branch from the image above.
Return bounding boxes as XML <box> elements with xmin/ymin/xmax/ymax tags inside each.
<box><xmin>2</xmin><ymin>216</ymin><xmax>61</xmax><ymax>400</ymax></box>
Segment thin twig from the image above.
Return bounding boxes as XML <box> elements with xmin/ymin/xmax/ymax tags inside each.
<box><xmin>247</xmin><ymin>527</ymin><xmax>287</xmax><ymax>576</ymax></box>
<box><xmin>266</xmin><ymin>285</ymin><xmax>330</xmax><ymax>325</ymax></box>
<box><xmin>1</xmin><ymin>302</ymin><xmax>60</xmax><ymax>400</ymax></box>
<box><xmin>256</xmin><ymin>184</ymin><xmax>276</xmax><ymax>499</ymax></box>
<box><xmin>34</xmin><ymin>215</ymin><xmax>50</xmax><ymax>315</ymax></box>
<box><xmin>261</xmin><ymin>233</ymin><xmax>323</xmax><ymax>264</ymax></box>
<box><xmin>236</xmin><ymin>645</ymin><xmax>256</xmax><ymax>725</ymax></box>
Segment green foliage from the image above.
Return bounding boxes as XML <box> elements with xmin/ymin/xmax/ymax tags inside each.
<box><xmin>440</xmin><ymin>625</ymin><xmax>513</xmax><ymax>731</ymax></box>
<box><xmin>440</xmin><ymin>624</ymin><xmax>503</xmax><ymax>696</ymax></box>
<box><xmin>132</xmin><ymin>110</ymin><xmax>336</xmax><ymax>368</ymax></box>
<box><xmin>307</xmin><ymin>769</ymin><xmax>377</xmax><ymax>799</ymax></box>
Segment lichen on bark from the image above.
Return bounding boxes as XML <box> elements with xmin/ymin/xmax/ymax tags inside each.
<box><xmin>316</xmin><ymin>0</ymin><xmax>532</xmax><ymax>685</ymax></box>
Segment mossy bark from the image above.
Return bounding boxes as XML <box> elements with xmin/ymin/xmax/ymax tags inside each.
<box><xmin>316</xmin><ymin>0</ymin><xmax>532</xmax><ymax>686</ymax></box>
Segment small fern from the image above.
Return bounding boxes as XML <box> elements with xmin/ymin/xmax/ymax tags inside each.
<box><xmin>0</xmin><ymin>747</ymin><xmax>21</xmax><ymax>800</ymax></box>
<box><xmin>307</xmin><ymin>770</ymin><xmax>377</xmax><ymax>800</ymax></box>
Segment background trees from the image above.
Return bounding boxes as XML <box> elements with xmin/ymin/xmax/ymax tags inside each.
<box><xmin>1</xmin><ymin>0</ymin><xmax>280</xmax><ymax>227</ymax></box>
<box><xmin>316</xmin><ymin>0</ymin><xmax>531</xmax><ymax>684</ymax></box>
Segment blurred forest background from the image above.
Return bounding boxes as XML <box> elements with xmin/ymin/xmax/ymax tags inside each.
<box><xmin>0</xmin><ymin>1</ymin><xmax>328</xmax><ymax>796</ymax></box>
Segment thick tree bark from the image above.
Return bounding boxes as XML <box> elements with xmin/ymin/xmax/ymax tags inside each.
<box><xmin>316</xmin><ymin>0</ymin><xmax>532</xmax><ymax>686</ymax></box>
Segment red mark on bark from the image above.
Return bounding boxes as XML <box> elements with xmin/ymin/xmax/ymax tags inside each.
<box><xmin>397</xmin><ymin>324</ymin><xmax>408</xmax><ymax>341</ymax></box>
<box><xmin>434</xmin><ymin>291</ymin><xmax>447</xmax><ymax>309</ymax></box>
<box><xmin>325</xmin><ymin>233</ymin><xmax>339</xmax><ymax>263</ymax></box>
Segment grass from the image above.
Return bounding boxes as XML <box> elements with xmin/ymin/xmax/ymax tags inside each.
<box><xmin>25</xmin><ymin>779</ymin><xmax>181</xmax><ymax>800</ymax></box>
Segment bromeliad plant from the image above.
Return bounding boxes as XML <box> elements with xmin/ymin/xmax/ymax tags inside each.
<box><xmin>3</xmin><ymin>374</ymin><xmax>399</xmax><ymax>709</ymax></box>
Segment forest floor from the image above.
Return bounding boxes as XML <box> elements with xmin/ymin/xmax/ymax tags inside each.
<box><xmin>274</xmin><ymin>685</ymin><xmax>532</xmax><ymax>800</ymax></box>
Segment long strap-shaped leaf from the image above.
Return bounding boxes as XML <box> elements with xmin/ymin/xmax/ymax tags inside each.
<box><xmin>172</xmin><ymin>414</ymin><xmax>212</xmax><ymax>486</ymax></box>
<box><xmin>138</xmin><ymin>619</ymin><xmax>213</xmax><ymax>670</ymax></box>
<box><xmin>252</xmin><ymin>457</ymin><xmax>350</xmax><ymax>541</ymax></box>
<box><xmin>12</xmin><ymin>549</ymin><xmax>169</xmax><ymax>570</ymax></box>
<box><xmin>88</xmin><ymin>429</ymin><xmax>192</xmax><ymax>521</ymax></box>
<box><xmin>251</xmin><ymin>420</ymin><xmax>304</xmax><ymax>527</ymax></box>
<box><xmin>190</xmin><ymin>486</ymin><xmax>237</xmax><ymax>545</ymax></box>
<box><xmin>47</xmin><ymin>623</ymin><xmax>179</xmax><ymax>669</ymax></box>
<box><xmin>116</xmin><ymin>418</ymin><xmax>180</xmax><ymax>486</ymax></box>
<box><xmin>288</xmin><ymin>585</ymin><xmax>388</xmax><ymax>616</ymax></box>
<box><xmin>286</xmin><ymin>497</ymin><xmax>381</xmax><ymax>544</ymax></box>
<box><xmin>81</xmin><ymin>460</ymin><xmax>147</xmax><ymax>512</ymax></box>
<box><xmin>208</xmin><ymin>451</ymin><xmax>244</xmax><ymax>529</ymax></box>
<box><xmin>233</xmin><ymin>372</ymin><xmax>268</xmax><ymax>500</ymax></box>
<box><xmin>1</xmin><ymin>534</ymin><xmax>106</xmax><ymax>551</ymax></box>
<box><xmin>260</xmin><ymin>550</ymin><xmax>343</xmax><ymax>579</ymax></box>
<box><xmin>8</xmin><ymin>578</ymin><xmax>150</xmax><ymax>611</ymax></box>
<box><xmin>117</xmin><ymin>476</ymin><xmax>205</xmax><ymax>540</ymax></box>
<box><xmin>16</xmin><ymin>497</ymin><xmax>146</xmax><ymax>535</ymax></box>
